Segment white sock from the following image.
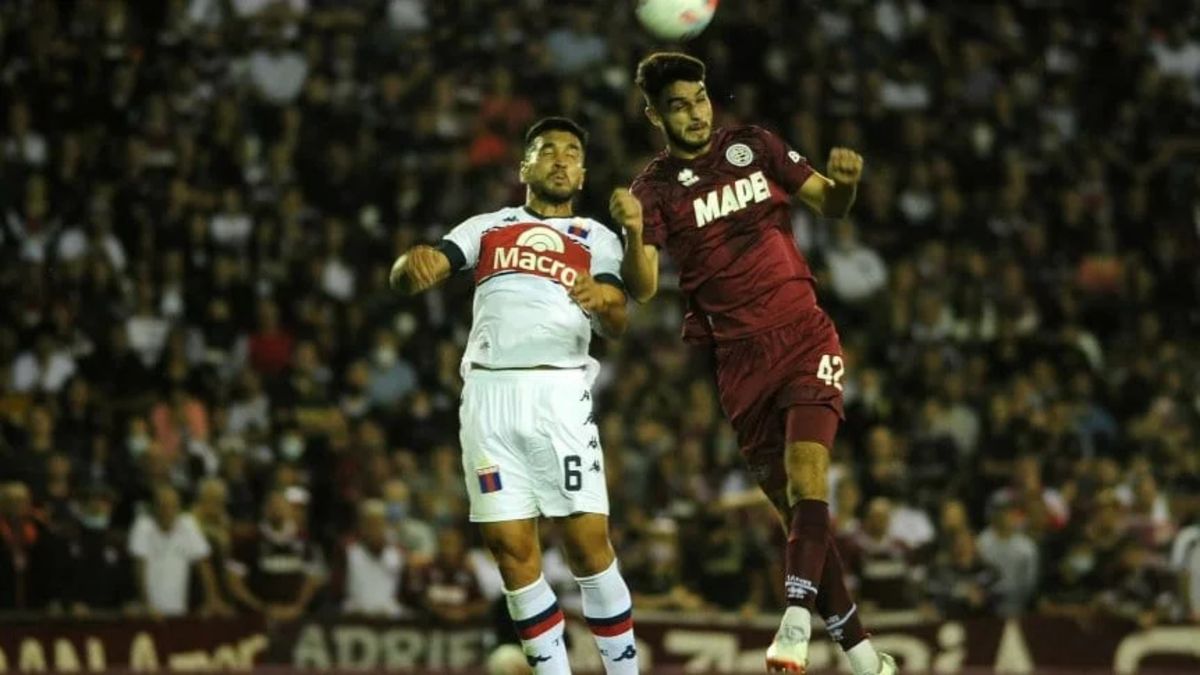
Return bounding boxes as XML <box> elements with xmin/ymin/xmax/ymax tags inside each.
<box><xmin>847</xmin><ymin>639</ymin><xmax>882</xmax><ymax>675</ymax></box>
<box><xmin>576</xmin><ymin>560</ymin><xmax>639</xmax><ymax>674</ymax></box>
<box><xmin>505</xmin><ymin>576</ymin><xmax>570</xmax><ymax>674</ymax></box>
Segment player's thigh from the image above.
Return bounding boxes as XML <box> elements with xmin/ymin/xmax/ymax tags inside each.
<box><xmin>534</xmin><ymin>371</ymin><xmax>609</xmax><ymax>520</ymax></box>
<box><xmin>556</xmin><ymin>512</ymin><xmax>616</xmax><ymax>577</ymax></box>
<box><xmin>460</xmin><ymin>373</ymin><xmax>540</xmax><ymax>523</ymax></box>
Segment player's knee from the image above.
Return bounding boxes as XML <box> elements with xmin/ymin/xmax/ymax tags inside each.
<box><xmin>561</xmin><ymin>517</ymin><xmax>616</xmax><ymax>576</ymax></box>
<box><xmin>482</xmin><ymin>528</ymin><xmax>541</xmax><ymax>587</ymax></box>
<box><xmin>784</xmin><ymin>441</ymin><xmax>830</xmax><ymax>501</ymax></box>
<box><xmin>564</xmin><ymin>538</ymin><xmax>615</xmax><ymax>577</ymax></box>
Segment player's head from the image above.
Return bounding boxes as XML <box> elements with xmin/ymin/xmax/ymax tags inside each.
<box><xmin>636</xmin><ymin>52</ymin><xmax>712</xmax><ymax>152</ymax></box>
<box><xmin>520</xmin><ymin>116</ymin><xmax>588</xmax><ymax>205</ymax></box>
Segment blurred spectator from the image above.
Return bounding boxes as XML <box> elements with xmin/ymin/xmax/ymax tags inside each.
<box><xmin>1171</xmin><ymin>513</ymin><xmax>1200</xmax><ymax>623</ymax></box>
<box><xmin>403</xmin><ymin>527</ymin><xmax>490</xmax><ymax>625</ymax></box>
<box><xmin>0</xmin><ymin>482</ymin><xmax>60</xmax><ymax>610</ymax></box>
<box><xmin>227</xmin><ymin>488</ymin><xmax>325</xmax><ymax>620</ymax></box>
<box><xmin>977</xmin><ymin>502</ymin><xmax>1039</xmax><ymax>617</ymax></box>
<box><xmin>688</xmin><ymin>509</ymin><xmax>768</xmax><ymax>614</ymax></box>
<box><xmin>64</xmin><ymin>485</ymin><xmax>136</xmax><ymax>614</ymax></box>
<box><xmin>842</xmin><ymin>497</ymin><xmax>919</xmax><ymax>611</ymax></box>
<box><xmin>339</xmin><ymin>499</ymin><xmax>407</xmax><ymax>617</ymax></box>
<box><xmin>128</xmin><ymin>485</ymin><xmax>229</xmax><ymax>617</ymax></box>
<box><xmin>925</xmin><ymin>530</ymin><xmax>999</xmax><ymax>619</ymax></box>
<box><xmin>825</xmin><ymin>219</ymin><xmax>888</xmax><ymax>305</ymax></box>
<box><xmin>382</xmin><ymin>478</ymin><xmax>437</xmax><ymax>561</ymax></box>
<box><xmin>628</xmin><ymin>517</ymin><xmax>706</xmax><ymax>612</ymax></box>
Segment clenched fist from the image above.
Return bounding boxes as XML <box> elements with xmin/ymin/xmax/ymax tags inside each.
<box><xmin>827</xmin><ymin>147</ymin><xmax>864</xmax><ymax>185</ymax></box>
<box><xmin>390</xmin><ymin>245</ymin><xmax>444</xmax><ymax>294</ymax></box>
<box><xmin>609</xmin><ymin>188</ymin><xmax>644</xmax><ymax>239</ymax></box>
<box><xmin>569</xmin><ymin>272</ymin><xmax>611</xmax><ymax>313</ymax></box>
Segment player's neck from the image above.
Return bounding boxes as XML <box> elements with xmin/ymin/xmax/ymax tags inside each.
<box><xmin>667</xmin><ymin>139</ymin><xmax>713</xmax><ymax>161</ymax></box>
<box><xmin>524</xmin><ymin>197</ymin><xmax>573</xmax><ymax>219</ymax></box>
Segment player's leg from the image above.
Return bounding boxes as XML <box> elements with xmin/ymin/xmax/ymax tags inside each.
<box><xmin>461</xmin><ymin>370</ymin><xmax>569</xmax><ymax>674</ymax></box>
<box><xmin>769</xmin><ymin>406</ymin><xmax>892</xmax><ymax>675</ymax></box>
<box><xmin>540</xmin><ymin>369</ymin><xmax>638</xmax><ymax>674</ymax></box>
<box><xmin>478</xmin><ymin>519</ymin><xmax>570</xmax><ymax>674</ymax></box>
<box><xmin>559</xmin><ymin>512</ymin><xmax>639</xmax><ymax>674</ymax></box>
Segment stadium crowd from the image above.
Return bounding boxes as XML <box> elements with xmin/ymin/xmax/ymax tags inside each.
<box><xmin>1</xmin><ymin>0</ymin><xmax>1199</xmax><ymax>633</ymax></box>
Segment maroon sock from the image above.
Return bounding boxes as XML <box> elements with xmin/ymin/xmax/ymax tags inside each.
<box><xmin>784</xmin><ymin>499</ymin><xmax>830</xmax><ymax>611</ymax></box>
<box><xmin>816</xmin><ymin>532</ymin><xmax>868</xmax><ymax>650</ymax></box>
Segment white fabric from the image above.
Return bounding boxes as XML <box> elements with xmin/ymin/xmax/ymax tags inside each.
<box><xmin>11</xmin><ymin>351</ymin><xmax>77</xmax><ymax>393</ymax></box>
<box><xmin>341</xmin><ymin>541</ymin><xmax>406</xmax><ymax>617</ymax></box>
<box><xmin>827</xmin><ymin>245</ymin><xmax>888</xmax><ymax>303</ymax></box>
<box><xmin>247</xmin><ymin>50</ymin><xmax>308</xmax><ymax>105</ymax></box>
<box><xmin>460</xmin><ymin>368</ymin><xmax>608</xmax><ymax>522</ymax></box>
<box><xmin>128</xmin><ymin>514</ymin><xmax>211</xmax><ymax>616</ymax></box>
<box><xmin>443</xmin><ymin>206</ymin><xmax>623</xmax><ymax>373</ymax></box>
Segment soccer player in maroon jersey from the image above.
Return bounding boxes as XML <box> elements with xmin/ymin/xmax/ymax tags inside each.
<box><xmin>612</xmin><ymin>53</ymin><xmax>897</xmax><ymax>675</ymax></box>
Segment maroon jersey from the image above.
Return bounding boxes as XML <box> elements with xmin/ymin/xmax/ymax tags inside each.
<box><xmin>631</xmin><ymin>126</ymin><xmax>819</xmax><ymax>342</ymax></box>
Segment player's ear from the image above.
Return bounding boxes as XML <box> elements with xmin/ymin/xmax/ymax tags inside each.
<box><xmin>518</xmin><ymin>157</ymin><xmax>530</xmax><ymax>185</ymax></box>
<box><xmin>644</xmin><ymin>105</ymin><xmax>663</xmax><ymax>130</ymax></box>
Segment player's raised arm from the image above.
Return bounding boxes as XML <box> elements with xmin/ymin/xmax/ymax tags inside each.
<box><xmin>389</xmin><ymin>245</ymin><xmax>452</xmax><ymax>295</ymax></box>
<box><xmin>610</xmin><ymin>188</ymin><xmax>659</xmax><ymax>303</ymax></box>
<box><xmin>797</xmin><ymin>147</ymin><xmax>865</xmax><ymax>219</ymax></box>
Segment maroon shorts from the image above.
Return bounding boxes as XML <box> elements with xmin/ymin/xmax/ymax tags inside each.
<box><xmin>714</xmin><ymin>307</ymin><xmax>845</xmax><ymax>499</ymax></box>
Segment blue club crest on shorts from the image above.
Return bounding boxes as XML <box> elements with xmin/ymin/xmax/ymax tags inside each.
<box><xmin>477</xmin><ymin>465</ymin><xmax>503</xmax><ymax>493</ymax></box>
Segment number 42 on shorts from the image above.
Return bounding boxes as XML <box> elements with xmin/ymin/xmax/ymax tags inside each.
<box><xmin>817</xmin><ymin>354</ymin><xmax>845</xmax><ymax>391</ymax></box>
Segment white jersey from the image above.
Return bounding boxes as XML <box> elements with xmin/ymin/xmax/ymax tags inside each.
<box><xmin>442</xmin><ymin>206</ymin><xmax>624</xmax><ymax>374</ymax></box>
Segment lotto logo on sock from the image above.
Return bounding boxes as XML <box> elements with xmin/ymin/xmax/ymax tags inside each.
<box><xmin>785</xmin><ymin>575</ymin><xmax>818</xmax><ymax>600</ymax></box>
<box><xmin>477</xmin><ymin>465</ymin><xmax>503</xmax><ymax>493</ymax></box>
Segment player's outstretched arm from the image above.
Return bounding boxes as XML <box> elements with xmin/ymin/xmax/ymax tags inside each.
<box><xmin>610</xmin><ymin>188</ymin><xmax>659</xmax><ymax>303</ymax></box>
<box><xmin>797</xmin><ymin>147</ymin><xmax>864</xmax><ymax>218</ymax></box>
<box><xmin>570</xmin><ymin>272</ymin><xmax>628</xmax><ymax>338</ymax></box>
<box><xmin>390</xmin><ymin>245</ymin><xmax>452</xmax><ymax>295</ymax></box>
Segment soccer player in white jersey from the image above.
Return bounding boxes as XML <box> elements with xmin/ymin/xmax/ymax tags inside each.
<box><xmin>390</xmin><ymin>118</ymin><xmax>638</xmax><ymax>675</ymax></box>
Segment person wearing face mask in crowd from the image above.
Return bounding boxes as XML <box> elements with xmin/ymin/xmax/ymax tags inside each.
<box><xmin>382</xmin><ymin>478</ymin><xmax>436</xmax><ymax>562</ymax></box>
<box><xmin>64</xmin><ymin>485</ymin><xmax>137</xmax><ymax>615</ymax></box>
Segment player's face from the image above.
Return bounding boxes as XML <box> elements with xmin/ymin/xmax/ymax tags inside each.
<box><xmin>650</xmin><ymin>81</ymin><xmax>713</xmax><ymax>152</ymax></box>
<box><xmin>520</xmin><ymin>130</ymin><xmax>586</xmax><ymax>204</ymax></box>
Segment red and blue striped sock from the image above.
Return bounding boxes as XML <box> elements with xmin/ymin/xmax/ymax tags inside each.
<box><xmin>506</xmin><ymin>576</ymin><xmax>570</xmax><ymax>674</ymax></box>
<box><xmin>577</xmin><ymin>560</ymin><xmax>639</xmax><ymax>674</ymax></box>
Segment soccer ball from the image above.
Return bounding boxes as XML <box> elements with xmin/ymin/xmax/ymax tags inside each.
<box><xmin>635</xmin><ymin>0</ymin><xmax>719</xmax><ymax>41</ymax></box>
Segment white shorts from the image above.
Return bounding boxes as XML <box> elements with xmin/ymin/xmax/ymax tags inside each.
<box><xmin>460</xmin><ymin>367</ymin><xmax>609</xmax><ymax>522</ymax></box>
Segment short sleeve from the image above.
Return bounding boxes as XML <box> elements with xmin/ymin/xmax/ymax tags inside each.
<box><xmin>630</xmin><ymin>181</ymin><xmax>667</xmax><ymax>248</ymax></box>
<box><xmin>441</xmin><ymin>213</ymin><xmax>493</xmax><ymax>270</ymax></box>
<box><xmin>589</xmin><ymin>224</ymin><xmax>624</xmax><ymax>285</ymax></box>
<box><xmin>751</xmin><ymin>126</ymin><xmax>816</xmax><ymax>193</ymax></box>
<box><xmin>180</xmin><ymin>515</ymin><xmax>212</xmax><ymax>561</ymax></box>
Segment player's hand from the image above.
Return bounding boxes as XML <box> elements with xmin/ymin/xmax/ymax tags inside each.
<box><xmin>393</xmin><ymin>245</ymin><xmax>442</xmax><ymax>293</ymax></box>
<box><xmin>609</xmin><ymin>188</ymin><xmax>644</xmax><ymax>238</ymax></box>
<box><xmin>569</xmin><ymin>272</ymin><xmax>610</xmax><ymax>313</ymax></box>
<box><xmin>827</xmin><ymin>147</ymin><xmax>864</xmax><ymax>185</ymax></box>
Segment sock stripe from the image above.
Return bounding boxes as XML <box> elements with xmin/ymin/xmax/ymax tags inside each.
<box><xmin>514</xmin><ymin>603</ymin><xmax>565</xmax><ymax>640</ymax></box>
<box><xmin>586</xmin><ymin>607</ymin><xmax>633</xmax><ymax>637</ymax></box>
<box><xmin>825</xmin><ymin>603</ymin><xmax>857</xmax><ymax>630</ymax></box>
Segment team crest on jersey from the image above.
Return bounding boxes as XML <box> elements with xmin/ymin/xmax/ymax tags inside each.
<box><xmin>567</xmin><ymin>219</ymin><xmax>591</xmax><ymax>240</ymax></box>
<box><xmin>677</xmin><ymin>168</ymin><xmax>700</xmax><ymax>186</ymax></box>
<box><xmin>476</xmin><ymin>222</ymin><xmax>590</xmax><ymax>288</ymax></box>
<box><xmin>788</xmin><ymin>150</ymin><xmax>805</xmax><ymax>164</ymax></box>
<box><xmin>725</xmin><ymin>143</ymin><xmax>754</xmax><ymax>167</ymax></box>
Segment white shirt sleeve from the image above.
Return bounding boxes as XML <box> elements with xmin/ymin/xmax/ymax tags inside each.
<box><xmin>179</xmin><ymin>515</ymin><xmax>212</xmax><ymax>561</ymax></box>
<box><xmin>589</xmin><ymin>223</ymin><xmax>624</xmax><ymax>283</ymax></box>
<box><xmin>441</xmin><ymin>213</ymin><xmax>495</xmax><ymax>270</ymax></box>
